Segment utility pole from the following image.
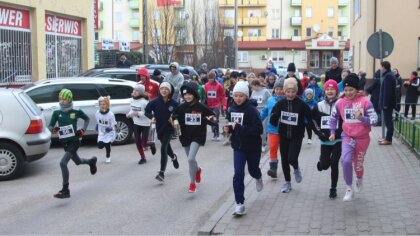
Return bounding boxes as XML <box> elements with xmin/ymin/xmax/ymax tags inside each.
<box><xmin>234</xmin><ymin>0</ymin><xmax>238</xmax><ymax>69</ymax></box>
<box><xmin>142</xmin><ymin>0</ymin><xmax>148</xmax><ymax>63</ymax></box>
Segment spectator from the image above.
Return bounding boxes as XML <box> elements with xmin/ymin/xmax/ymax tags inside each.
<box><xmin>378</xmin><ymin>61</ymin><xmax>396</xmax><ymax>145</ymax></box>
<box><xmin>393</xmin><ymin>68</ymin><xmax>403</xmax><ymax>116</ymax></box>
<box><xmin>365</xmin><ymin>70</ymin><xmax>381</xmax><ymax>126</ymax></box>
<box><xmin>116</xmin><ymin>53</ymin><xmax>131</xmax><ymax>68</ymax></box>
<box><xmin>325</xmin><ymin>57</ymin><xmax>343</xmax><ymax>83</ymax></box>
<box><xmin>403</xmin><ymin>71</ymin><xmax>420</xmax><ymax>120</ymax></box>
<box><xmin>358</xmin><ymin>69</ymin><xmax>367</xmax><ymax>91</ymax></box>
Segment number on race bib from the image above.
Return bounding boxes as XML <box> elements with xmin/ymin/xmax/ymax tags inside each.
<box><xmin>230</xmin><ymin>112</ymin><xmax>244</xmax><ymax>125</ymax></box>
<box><xmin>207</xmin><ymin>91</ymin><xmax>217</xmax><ymax>98</ymax></box>
<box><xmin>280</xmin><ymin>111</ymin><xmax>298</xmax><ymax>126</ymax></box>
<box><xmin>58</xmin><ymin>125</ymin><xmax>75</xmax><ymax>139</ymax></box>
<box><xmin>344</xmin><ymin>109</ymin><xmax>363</xmax><ymax>123</ymax></box>
<box><xmin>185</xmin><ymin>113</ymin><xmax>202</xmax><ymax>125</ymax></box>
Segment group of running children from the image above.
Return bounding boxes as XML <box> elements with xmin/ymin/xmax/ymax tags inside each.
<box><xmin>49</xmin><ymin>67</ymin><xmax>377</xmax><ymax>217</ymax></box>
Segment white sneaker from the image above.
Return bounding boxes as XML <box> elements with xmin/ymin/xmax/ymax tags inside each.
<box><xmin>261</xmin><ymin>146</ymin><xmax>266</xmax><ymax>153</ymax></box>
<box><xmin>215</xmin><ymin>136</ymin><xmax>221</xmax><ymax>142</ymax></box>
<box><xmin>105</xmin><ymin>157</ymin><xmax>111</xmax><ymax>163</ymax></box>
<box><xmin>343</xmin><ymin>187</ymin><xmax>354</xmax><ymax>202</ymax></box>
<box><xmin>256</xmin><ymin>178</ymin><xmax>263</xmax><ymax>192</ymax></box>
<box><xmin>232</xmin><ymin>203</ymin><xmax>246</xmax><ymax>216</ymax></box>
<box><xmin>355</xmin><ymin>178</ymin><xmax>363</xmax><ymax>193</ymax></box>
<box><xmin>307</xmin><ymin>139</ymin><xmax>312</xmax><ymax>144</ymax></box>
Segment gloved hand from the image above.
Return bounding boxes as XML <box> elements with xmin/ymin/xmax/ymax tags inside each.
<box><xmin>105</xmin><ymin>127</ymin><xmax>113</xmax><ymax>133</ymax></box>
<box><xmin>52</xmin><ymin>127</ymin><xmax>60</xmax><ymax>134</ymax></box>
<box><xmin>76</xmin><ymin>129</ymin><xmax>85</xmax><ymax>137</ymax></box>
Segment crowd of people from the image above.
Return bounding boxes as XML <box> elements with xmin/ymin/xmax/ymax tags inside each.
<box><xmin>49</xmin><ymin>57</ymin><xmax>412</xmax><ymax>216</ymax></box>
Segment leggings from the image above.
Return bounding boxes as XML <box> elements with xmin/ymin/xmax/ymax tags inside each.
<box><xmin>60</xmin><ymin>140</ymin><xmax>91</xmax><ymax>185</ymax></box>
<box><xmin>97</xmin><ymin>141</ymin><xmax>111</xmax><ymax>157</ymax></box>
<box><xmin>341</xmin><ymin>135</ymin><xmax>370</xmax><ymax>186</ymax></box>
<box><xmin>134</xmin><ymin>125</ymin><xmax>148</xmax><ymax>159</ymax></box>
<box><xmin>158</xmin><ymin>132</ymin><xmax>175</xmax><ymax>172</ymax></box>
<box><xmin>184</xmin><ymin>142</ymin><xmax>200</xmax><ymax>183</ymax></box>
<box><xmin>279</xmin><ymin>137</ymin><xmax>303</xmax><ymax>182</ymax></box>
<box><xmin>268</xmin><ymin>133</ymin><xmax>280</xmax><ymax>161</ymax></box>
<box><xmin>305</xmin><ymin>124</ymin><xmax>312</xmax><ymax>139</ymax></box>
<box><xmin>319</xmin><ymin>143</ymin><xmax>341</xmax><ymax>189</ymax></box>
<box><xmin>210</xmin><ymin>108</ymin><xmax>220</xmax><ymax>137</ymax></box>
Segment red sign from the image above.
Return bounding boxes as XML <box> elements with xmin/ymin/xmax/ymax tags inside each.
<box><xmin>157</xmin><ymin>0</ymin><xmax>183</xmax><ymax>7</ymax></box>
<box><xmin>317</xmin><ymin>41</ymin><xmax>334</xmax><ymax>47</ymax></box>
<box><xmin>94</xmin><ymin>0</ymin><xmax>98</xmax><ymax>30</ymax></box>
<box><xmin>0</xmin><ymin>6</ymin><xmax>30</xmax><ymax>30</ymax></box>
<box><xmin>45</xmin><ymin>14</ymin><xmax>82</xmax><ymax>37</ymax></box>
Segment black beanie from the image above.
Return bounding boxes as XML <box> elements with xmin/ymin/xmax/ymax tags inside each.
<box><xmin>287</xmin><ymin>63</ymin><xmax>296</xmax><ymax>72</ymax></box>
<box><xmin>343</xmin><ymin>73</ymin><xmax>360</xmax><ymax>90</ymax></box>
<box><xmin>180</xmin><ymin>82</ymin><xmax>199</xmax><ymax>101</ymax></box>
<box><xmin>153</xmin><ymin>69</ymin><xmax>161</xmax><ymax>76</ymax></box>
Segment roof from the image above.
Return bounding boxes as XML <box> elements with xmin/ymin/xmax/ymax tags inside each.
<box><xmin>238</xmin><ymin>40</ymin><xmax>306</xmax><ymax>50</ymax></box>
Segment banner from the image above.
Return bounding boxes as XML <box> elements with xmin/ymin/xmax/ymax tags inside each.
<box><xmin>45</xmin><ymin>14</ymin><xmax>82</xmax><ymax>37</ymax></box>
<box><xmin>157</xmin><ymin>0</ymin><xmax>183</xmax><ymax>7</ymax></box>
<box><xmin>119</xmin><ymin>41</ymin><xmax>130</xmax><ymax>52</ymax></box>
<box><xmin>0</xmin><ymin>6</ymin><xmax>30</xmax><ymax>30</ymax></box>
<box><xmin>102</xmin><ymin>38</ymin><xmax>114</xmax><ymax>50</ymax></box>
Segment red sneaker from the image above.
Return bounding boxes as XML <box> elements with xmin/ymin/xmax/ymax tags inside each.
<box><xmin>195</xmin><ymin>167</ymin><xmax>202</xmax><ymax>184</ymax></box>
<box><xmin>188</xmin><ymin>183</ymin><xmax>196</xmax><ymax>193</ymax></box>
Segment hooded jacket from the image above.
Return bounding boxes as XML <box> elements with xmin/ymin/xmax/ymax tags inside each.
<box><xmin>226</xmin><ymin>99</ymin><xmax>263</xmax><ymax>152</ymax></box>
<box><xmin>137</xmin><ymin>68</ymin><xmax>159</xmax><ymax>100</ymax></box>
<box><xmin>260</xmin><ymin>95</ymin><xmax>284</xmax><ymax>134</ymax></box>
<box><xmin>204</xmin><ymin>79</ymin><xmax>226</xmax><ymax>109</ymax></box>
<box><xmin>163</xmin><ymin>62</ymin><xmax>184</xmax><ymax>101</ymax></box>
<box><xmin>145</xmin><ymin>83</ymin><xmax>179</xmax><ymax>138</ymax></box>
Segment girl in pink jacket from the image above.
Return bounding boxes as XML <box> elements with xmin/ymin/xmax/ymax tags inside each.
<box><xmin>329</xmin><ymin>73</ymin><xmax>378</xmax><ymax>202</ymax></box>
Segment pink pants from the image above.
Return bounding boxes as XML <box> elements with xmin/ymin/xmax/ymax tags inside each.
<box><xmin>341</xmin><ymin>134</ymin><xmax>370</xmax><ymax>186</ymax></box>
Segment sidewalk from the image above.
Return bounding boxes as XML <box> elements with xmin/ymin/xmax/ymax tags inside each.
<box><xmin>199</xmin><ymin>127</ymin><xmax>420</xmax><ymax>235</ymax></box>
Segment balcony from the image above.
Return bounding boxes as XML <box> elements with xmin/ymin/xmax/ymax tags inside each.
<box><xmin>291</xmin><ymin>0</ymin><xmax>302</xmax><ymax>6</ymax></box>
<box><xmin>129</xmin><ymin>0</ymin><xmax>139</xmax><ymax>10</ymax></box>
<box><xmin>338</xmin><ymin>16</ymin><xmax>349</xmax><ymax>25</ymax></box>
<box><xmin>219</xmin><ymin>0</ymin><xmax>266</xmax><ymax>6</ymax></box>
<box><xmin>221</xmin><ymin>18</ymin><xmax>235</xmax><ymax>26</ymax></box>
<box><xmin>291</xmin><ymin>36</ymin><xmax>301</xmax><ymax>41</ymax></box>
<box><xmin>241</xmin><ymin>35</ymin><xmax>266</xmax><ymax>41</ymax></box>
<box><xmin>338</xmin><ymin>0</ymin><xmax>349</xmax><ymax>6</ymax></box>
<box><xmin>98</xmin><ymin>1</ymin><xmax>103</xmax><ymax>11</ymax></box>
<box><xmin>219</xmin><ymin>0</ymin><xmax>235</xmax><ymax>6</ymax></box>
<box><xmin>240</xmin><ymin>17</ymin><xmax>266</xmax><ymax>26</ymax></box>
<box><xmin>290</xmin><ymin>16</ymin><xmax>301</xmax><ymax>26</ymax></box>
<box><xmin>129</xmin><ymin>18</ymin><xmax>139</xmax><ymax>28</ymax></box>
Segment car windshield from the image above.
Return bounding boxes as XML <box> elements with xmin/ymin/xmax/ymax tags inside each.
<box><xmin>18</xmin><ymin>91</ymin><xmax>42</xmax><ymax>116</ymax></box>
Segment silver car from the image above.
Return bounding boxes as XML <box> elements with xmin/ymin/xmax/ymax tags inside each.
<box><xmin>0</xmin><ymin>88</ymin><xmax>51</xmax><ymax>180</ymax></box>
<box><xmin>24</xmin><ymin>78</ymin><xmax>136</xmax><ymax>145</ymax></box>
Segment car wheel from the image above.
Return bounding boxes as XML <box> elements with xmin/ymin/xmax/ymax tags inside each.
<box><xmin>0</xmin><ymin>143</ymin><xmax>24</xmax><ymax>181</ymax></box>
<box><xmin>114</xmin><ymin>116</ymin><xmax>133</xmax><ymax>145</ymax></box>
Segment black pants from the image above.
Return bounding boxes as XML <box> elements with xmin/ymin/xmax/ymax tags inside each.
<box><xmin>383</xmin><ymin>108</ymin><xmax>394</xmax><ymax>141</ymax></box>
<box><xmin>97</xmin><ymin>141</ymin><xmax>111</xmax><ymax>157</ymax></box>
<box><xmin>60</xmin><ymin>140</ymin><xmax>91</xmax><ymax>185</ymax></box>
<box><xmin>280</xmin><ymin>137</ymin><xmax>303</xmax><ymax>182</ymax></box>
<box><xmin>305</xmin><ymin>124</ymin><xmax>312</xmax><ymax>139</ymax></box>
<box><xmin>404</xmin><ymin>104</ymin><xmax>416</xmax><ymax>119</ymax></box>
<box><xmin>319</xmin><ymin>143</ymin><xmax>341</xmax><ymax>189</ymax></box>
<box><xmin>158</xmin><ymin>132</ymin><xmax>175</xmax><ymax>172</ymax></box>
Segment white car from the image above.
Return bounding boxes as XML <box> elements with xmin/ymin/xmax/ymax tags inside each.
<box><xmin>24</xmin><ymin>78</ymin><xmax>136</xmax><ymax>145</ymax></box>
<box><xmin>0</xmin><ymin>88</ymin><xmax>51</xmax><ymax>180</ymax></box>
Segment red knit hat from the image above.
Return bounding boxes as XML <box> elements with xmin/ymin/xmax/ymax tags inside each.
<box><xmin>324</xmin><ymin>80</ymin><xmax>339</xmax><ymax>94</ymax></box>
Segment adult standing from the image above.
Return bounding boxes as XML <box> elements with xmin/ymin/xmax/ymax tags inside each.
<box><xmin>358</xmin><ymin>70</ymin><xmax>367</xmax><ymax>91</ymax></box>
<box><xmin>365</xmin><ymin>70</ymin><xmax>381</xmax><ymax>126</ymax></box>
<box><xmin>164</xmin><ymin>62</ymin><xmax>184</xmax><ymax>102</ymax></box>
<box><xmin>116</xmin><ymin>53</ymin><xmax>131</xmax><ymax>68</ymax></box>
<box><xmin>378</xmin><ymin>61</ymin><xmax>396</xmax><ymax>145</ymax></box>
<box><xmin>403</xmin><ymin>71</ymin><xmax>420</xmax><ymax>120</ymax></box>
<box><xmin>393</xmin><ymin>68</ymin><xmax>403</xmax><ymax>116</ymax></box>
<box><xmin>325</xmin><ymin>57</ymin><xmax>343</xmax><ymax>83</ymax></box>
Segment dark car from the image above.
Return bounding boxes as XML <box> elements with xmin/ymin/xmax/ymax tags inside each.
<box><xmin>131</xmin><ymin>64</ymin><xmax>198</xmax><ymax>78</ymax></box>
<box><xmin>79</xmin><ymin>68</ymin><xmax>138</xmax><ymax>82</ymax></box>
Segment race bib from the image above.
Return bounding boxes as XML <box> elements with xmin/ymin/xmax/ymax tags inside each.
<box><xmin>321</xmin><ymin>116</ymin><xmax>338</xmax><ymax>129</ymax></box>
<box><xmin>230</xmin><ymin>112</ymin><xmax>244</xmax><ymax>125</ymax></box>
<box><xmin>98</xmin><ymin>118</ymin><xmax>110</xmax><ymax>127</ymax></box>
<box><xmin>207</xmin><ymin>91</ymin><xmax>217</xmax><ymax>98</ymax></box>
<box><xmin>58</xmin><ymin>125</ymin><xmax>75</xmax><ymax>139</ymax></box>
<box><xmin>185</xmin><ymin>113</ymin><xmax>201</xmax><ymax>125</ymax></box>
<box><xmin>344</xmin><ymin>109</ymin><xmax>363</xmax><ymax>123</ymax></box>
<box><xmin>254</xmin><ymin>96</ymin><xmax>263</xmax><ymax>104</ymax></box>
<box><xmin>229</xmin><ymin>91</ymin><xmax>233</xmax><ymax>98</ymax></box>
<box><xmin>280</xmin><ymin>111</ymin><xmax>298</xmax><ymax>126</ymax></box>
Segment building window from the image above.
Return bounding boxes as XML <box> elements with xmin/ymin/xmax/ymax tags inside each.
<box><xmin>95</xmin><ymin>32</ymin><xmax>99</xmax><ymax>41</ymax></box>
<box><xmin>310</xmin><ymin>51</ymin><xmax>319</xmax><ymax>68</ymax></box>
<box><xmin>322</xmin><ymin>52</ymin><xmax>333</xmax><ymax>68</ymax></box>
<box><xmin>153</xmin><ymin>10</ymin><xmax>160</xmax><ymax>20</ymax></box>
<box><xmin>354</xmin><ymin>0</ymin><xmax>360</xmax><ymax>21</ymax></box>
<box><xmin>294</xmin><ymin>28</ymin><xmax>300</xmax><ymax>36</ymax></box>
<box><xmin>115</xmin><ymin>31</ymin><xmax>123</xmax><ymax>40</ymax></box>
<box><xmin>133</xmin><ymin>31</ymin><xmax>140</xmax><ymax>41</ymax></box>
<box><xmin>272</xmin><ymin>28</ymin><xmax>280</xmax><ymax>39</ymax></box>
<box><xmin>248</xmin><ymin>29</ymin><xmax>261</xmax><ymax>37</ymax></box>
<box><xmin>132</xmin><ymin>12</ymin><xmax>139</xmax><ymax>19</ymax></box>
<box><xmin>301</xmin><ymin>51</ymin><xmax>307</xmax><ymax>62</ymax></box>
<box><xmin>306</xmin><ymin>27</ymin><xmax>311</xmax><ymax>37</ymax></box>
<box><xmin>338</xmin><ymin>30</ymin><xmax>343</xmax><ymax>37</ymax></box>
<box><xmin>115</xmin><ymin>12</ymin><xmax>123</xmax><ymax>23</ymax></box>
<box><xmin>238</xmin><ymin>51</ymin><xmax>248</xmax><ymax>63</ymax></box>
<box><xmin>328</xmin><ymin>27</ymin><xmax>334</xmax><ymax>37</ymax></box>
<box><xmin>271</xmin><ymin>9</ymin><xmax>280</xmax><ymax>19</ymax></box>
<box><xmin>248</xmin><ymin>9</ymin><xmax>261</xmax><ymax>18</ymax></box>
<box><xmin>328</xmin><ymin>7</ymin><xmax>334</xmax><ymax>18</ymax></box>
<box><xmin>294</xmin><ymin>9</ymin><xmax>301</xmax><ymax>17</ymax></box>
<box><xmin>306</xmin><ymin>8</ymin><xmax>312</xmax><ymax>18</ymax></box>
<box><xmin>271</xmin><ymin>51</ymin><xmax>285</xmax><ymax>62</ymax></box>
<box><xmin>224</xmin><ymin>9</ymin><xmax>234</xmax><ymax>18</ymax></box>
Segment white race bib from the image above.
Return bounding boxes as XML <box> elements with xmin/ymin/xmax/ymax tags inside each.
<box><xmin>229</xmin><ymin>91</ymin><xmax>233</xmax><ymax>97</ymax></box>
<box><xmin>344</xmin><ymin>109</ymin><xmax>363</xmax><ymax>123</ymax></box>
<box><xmin>58</xmin><ymin>125</ymin><xmax>75</xmax><ymax>139</ymax></box>
<box><xmin>207</xmin><ymin>91</ymin><xmax>217</xmax><ymax>98</ymax></box>
<box><xmin>280</xmin><ymin>111</ymin><xmax>298</xmax><ymax>126</ymax></box>
<box><xmin>254</xmin><ymin>96</ymin><xmax>263</xmax><ymax>104</ymax></box>
<box><xmin>230</xmin><ymin>112</ymin><xmax>244</xmax><ymax>125</ymax></box>
<box><xmin>185</xmin><ymin>113</ymin><xmax>201</xmax><ymax>125</ymax></box>
<box><xmin>98</xmin><ymin>118</ymin><xmax>110</xmax><ymax>127</ymax></box>
<box><xmin>321</xmin><ymin>116</ymin><xmax>339</xmax><ymax>129</ymax></box>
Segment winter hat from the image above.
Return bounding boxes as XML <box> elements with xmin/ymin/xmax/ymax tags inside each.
<box><xmin>304</xmin><ymin>88</ymin><xmax>314</xmax><ymax>95</ymax></box>
<box><xmin>324</xmin><ymin>79</ymin><xmax>339</xmax><ymax>94</ymax></box>
<box><xmin>330</xmin><ymin>57</ymin><xmax>339</xmax><ymax>64</ymax></box>
<box><xmin>59</xmin><ymin>88</ymin><xmax>73</xmax><ymax>103</ymax></box>
<box><xmin>283</xmin><ymin>78</ymin><xmax>298</xmax><ymax>91</ymax></box>
<box><xmin>98</xmin><ymin>96</ymin><xmax>111</xmax><ymax>109</ymax></box>
<box><xmin>273</xmin><ymin>78</ymin><xmax>285</xmax><ymax>89</ymax></box>
<box><xmin>153</xmin><ymin>69</ymin><xmax>161</xmax><ymax>76</ymax></box>
<box><xmin>134</xmin><ymin>84</ymin><xmax>145</xmax><ymax>94</ymax></box>
<box><xmin>287</xmin><ymin>62</ymin><xmax>296</xmax><ymax>72</ymax></box>
<box><xmin>343</xmin><ymin>73</ymin><xmax>360</xmax><ymax>90</ymax></box>
<box><xmin>182</xmin><ymin>68</ymin><xmax>190</xmax><ymax>75</ymax></box>
<box><xmin>160</xmin><ymin>82</ymin><xmax>172</xmax><ymax>92</ymax></box>
<box><xmin>233</xmin><ymin>81</ymin><xmax>250</xmax><ymax>97</ymax></box>
<box><xmin>181</xmin><ymin>82</ymin><xmax>199</xmax><ymax>101</ymax></box>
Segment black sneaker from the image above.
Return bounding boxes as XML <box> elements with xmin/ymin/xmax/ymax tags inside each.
<box><xmin>54</xmin><ymin>189</ymin><xmax>70</xmax><ymax>199</ymax></box>
<box><xmin>267</xmin><ymin>169</ymin><xmax>277</xmax><ymax>178</ymax></box>
<box><xmin>317</xmin><ymin>161</ymin><xmax>322</xmax><ymax>171</ymax></box>
<box><xmin>138</xmin><ymin>158</ymin><xmax>147</xmax><ymax>165</ymax></box>
<box><xmin>90</xmin><ymin>157</ymin><xmax>97</xmax><ymax>175</ymax></box>
<box><xmin>155</xmin><ymin>171</ymin><xmax>165</xmax><ymax>182</ymax></box>
<box><xmin>150</xmin><ymin>144</ymin><xmax>156</xmax><ymax>155</ymax></box>
<box><xmin>171</xmin><ymin>154</ymin><xmax>179</xmax><ymax>169</ymax></box>
<box><xmin>329</xmin><ymin>188</ymin><xmax>337</xmax><ymax>199</ymax></box>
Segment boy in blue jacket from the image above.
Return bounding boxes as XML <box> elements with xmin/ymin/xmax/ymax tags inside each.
<box><xmin>303</xmin><ymin>88</ymin><xmax>317</xmax><ymax>144</ymax></box>
<box><xmin>223</xmin><ymin>81</ymin><xmax>264</xmax><ymax>216</ymax></box>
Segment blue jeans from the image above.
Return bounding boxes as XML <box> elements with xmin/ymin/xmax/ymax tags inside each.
<box><xmin>233</xmin><ymin>150</ymin><xmax>262</xmax><ymax>204</ymax></box>
<box><xmin>383</xmin><ymin>108</ymin><xmax>394</xmax><ymax>141</ymax></box>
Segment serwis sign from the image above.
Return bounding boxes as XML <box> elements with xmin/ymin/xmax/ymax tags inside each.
<box><xmin>45</xmin><ymin>14</ymin><xmax>81</xmax><ymax>37</ymax></box>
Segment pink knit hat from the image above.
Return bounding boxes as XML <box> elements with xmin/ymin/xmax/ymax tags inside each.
<box><xmin>324</xmin><ymin>80</ymin><xmax>339</xmax><ymax>94</ymax></box>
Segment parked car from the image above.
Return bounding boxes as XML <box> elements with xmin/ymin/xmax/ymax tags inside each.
<box><xmin>23</xmin><ymin>78</ymin><xmax>136</xmax><ymax>145</ymax></box>
<box><xmin>0</xmin><ymin>88</ymin><xmax>51</xmax><ymax>180</ymax></box>
<box><xmin>131</xmin><ymin>64</ymin><xmax>198</xmax><ymax>77</ymax></box>
<box><xmin>79</xmin><ymin>68</ymin><xmax>138</xmax><ymax>82</ymax></box>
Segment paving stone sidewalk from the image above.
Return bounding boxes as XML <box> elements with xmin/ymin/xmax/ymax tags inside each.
<box><xmin>199</xmin><ymin>127</ymin><xmax>420</xmax><ymax>235</ymax></box>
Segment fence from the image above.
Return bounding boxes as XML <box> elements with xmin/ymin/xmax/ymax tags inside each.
<box><xmin>393</xmin><ymin>110</ymin><xmax>420</xmax><ymax>156</ymax></box>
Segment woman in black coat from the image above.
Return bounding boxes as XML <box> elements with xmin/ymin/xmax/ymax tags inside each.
<box><xmin>365</xmin><ymin>70</ymin><xmax>381</xmax><ymax>125</ymax></box>
<box><xmin>403</xmin><ymin>71</ymin><xmax>420</xmax><ymax>120</ymax></box>
<box><xmin>393</xmin><ymin>68</ymin><xmax>403</xmax><ymax>115</ymax></box>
